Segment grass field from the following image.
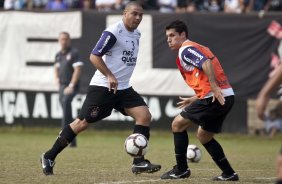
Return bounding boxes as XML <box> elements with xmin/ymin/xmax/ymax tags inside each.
<box><xmin>0</xmin><ymin>127</ymin><xmax>281</xmax><ymax>184</ymax></box>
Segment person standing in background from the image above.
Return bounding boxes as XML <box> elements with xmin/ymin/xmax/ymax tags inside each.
<box><xmin>55</xmin><ymin>32</ymin><xmax>83</xmax><ymax>147</ymax></box>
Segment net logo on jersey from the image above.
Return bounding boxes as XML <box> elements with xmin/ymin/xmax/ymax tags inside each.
<box><xmin>122</xmin><ymin>40</ymin><xmax>137</xmax><ymax>66</ymax></box>
<box><xmin>187</xmin><ymin>48</ymin><xmax>204</xmax><ymax>60</ymax></box>
<box><xmin>183</xmin><ymin>55</ymin><xmax>198</xmax><ymax>66</ymax></box>
<box><xmin>181</xmin><ymin>47</ymin><xmax>207</xmax><ymax>68</ymax></box>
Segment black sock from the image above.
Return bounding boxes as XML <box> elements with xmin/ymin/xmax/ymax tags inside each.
<box><xmin>277</xmin><ymin>180</ymin><xmax>282</xmax><ymax>184</ymax></box>
<box><xmin>133</xmin><ymin>125</ymin><xmax>150</xmax><ymax>164</ymax></box>
<box><xmin>44</xmin><ymin>125</ymin><xmax>77</xmax><ymax>161</ymax></box>
<box><xmin>203</xmin><ymin>138</ymin><xmax>235</xmax><ymax>175</ymax></box>
<box><xmin>174</xmin><ymin>131</ymin><xmax>188</xmax><ymax>171</ymax></box>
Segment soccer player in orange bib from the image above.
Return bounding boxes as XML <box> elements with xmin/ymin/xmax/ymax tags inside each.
<box><xmin>161</xmin><ymin>20</ymin><xmax>238</xmax><ymax>181</ymax></box>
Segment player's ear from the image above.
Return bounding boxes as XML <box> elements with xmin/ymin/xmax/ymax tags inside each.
<box><xmin>181</xmin><ymin>32</ymin><xmax>186</xmax><ymax>38</ymax></box>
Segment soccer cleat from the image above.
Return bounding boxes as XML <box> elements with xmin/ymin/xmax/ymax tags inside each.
<box><xmin>161</xmin><ymin>165</ymin><xmax>191</xmax><ymax>179</ymax></box>
<box><xmin>132</xmin><ymin>159</ymin><xmax>161</xmax><ymax>174</ymax></box>
<box><xmin>212</xmin><ymin>173</ymin><xmax>239</xmax><ymax>181</ymax></box>
<box><xmin>40</xmin><ymin>153</ymin><xmax>56</xmax><ymax>175</ymax></box>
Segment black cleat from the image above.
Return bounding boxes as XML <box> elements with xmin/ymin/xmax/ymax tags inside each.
<box><xmin>132</xmin><ymin>159</ymin><xmax>161</xmax><ymax>174</ymax></box>
<box><xmin>40</xmin><ymin>153</ymin><xmax>55</xmax><ymax>175</ymax></box>
<box><xmin>161</xmin><ymin>165</ymin><xmax>191</xmax><ymax>179</ymax></box>
<box><xmin>212</xmin><ymin>173</ymin><xmax>239</xmax><ymax>181</ymax></box>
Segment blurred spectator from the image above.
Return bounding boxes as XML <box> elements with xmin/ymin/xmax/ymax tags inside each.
<box><xmin>136</xmin><ymin>0</ymin><xmax>159</xmax><ymax>10</ymax></box>
<box><xmin>202</xmin><ymin>0</ymin><xmax>222</xmax><ymax>12</ymax></box>
<box><xmin>32</xmin><ymin>0</ymin><xmax>48</xmax><ymax>9</ymax></box>
<box><xmin>95</xmin><ymin>0</ymin><xmax>115</xmax><ymax>11</ymax></box>
<box><xmin>158</xmin><ymin>0</ymin><xmax>177</xmax><ymax>13</ymax></box>
<box><xmin>0</xmin><ymin>0</ymin><xmax>4</xmax><ymax>8</ymax></box>
<box><xmin>45</xmin><ymin>0</ymin><xmax>67</xmax><ymax>10</ymax></box>
<box><xmin>176</xmin><ymin>0</ymin><xmax>187</xmax><ymax>12</ymax></box>
<box><xmin>243</xmin><ymin>0</ymin><xmax>268</xmax><ymax>12</ymax></box>
<box><xmin>264</xmin><ymin>107</ymin><xmax>282</xmax><ymax>139</ymax></box>
<box><xmin>224</xmin><ymin>0</ymin><xmax>244</xmax><ymax>13</ymax></box>
<box><xmin>193</xmin><ymin>0</ymin><xmax>204</xmax><ymax>10</ymax></box>
<box><xmin>4</xmin><ymin>0</ymin><xmax>26</xmax><ymax>9</ymax></box>
<box><xmin>81</xmin><ymin>0</ymin><xmax>93</xmax><ymax>10</ymax></box>
<box><xmin>64</xmin><ymin>0</ymin><xmax>80</xmax><ymax>8</ymax></box>
<box><xmin>186</xmin><ymin>0</ymin><xmax>197</xmax><ymax>11</ymax></box>
<box><xmin>265</xmin><ymin>0</ymin><xmax>282</xmax><ymax>11</ymax></box>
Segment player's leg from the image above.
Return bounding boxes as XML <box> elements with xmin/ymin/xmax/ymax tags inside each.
<box><xmin>41</xmin><ymin>118</ymin><xmax>89</xmax><ymax>175</ymax></box>
<box><xmin>196</xmin><ymin>95</ymin><xmax>238</xmax><ymax>181</ymax></box>
<box><xmin>161</xmin><ymin>114</ymin><xmax>192</xmax><ymax>179</ymax></box>
<box><xmin>40</xmin><ymin>86</ymin><xmax>114</xmax><ymax>175</ymax></box>
<box><xmin>124</xmin><ymin>105</ymin><xmax>161</xmax><ymax>174</ymax></box>
<box><xmin>269</xmin><ymin>127</ymin><xmax>278</xmax><ymax>139</ymax></box>
<box><xmin>197</xmin><ymin>127</ymin><xmax>238</xmax><ymax>181</ymax></box>
<box><xmin>117</xmin><ymin>87</ymin><xmax>161</xmax><ymax>174</ymax></box>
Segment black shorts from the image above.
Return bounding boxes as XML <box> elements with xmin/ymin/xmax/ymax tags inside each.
<box><xmin>78</xmin><ymin>86</ymin><xmax>147</xmax><ymax>123</ymax></box>
<box><xmin>180</xmin><ymin>95</ymin><xmax>234</xmax><ymax>133</ymax></box>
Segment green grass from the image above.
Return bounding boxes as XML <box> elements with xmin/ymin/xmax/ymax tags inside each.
<box><xmin>0</xmin><ymin>127</ymin><xmax>280</xmax><ymax>184</ymax></box>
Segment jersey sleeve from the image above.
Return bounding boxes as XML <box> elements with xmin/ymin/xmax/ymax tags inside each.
<box><xmin>72</xmin><ymin>49</ymin><xmax>83</xmax><ymax>68</ymax></box>
<box><xmin>180</xmin><ymin>46</ymin><xmax>208</xmax><ymax>69</ymax></box>
<box><xmin>91</xmin><ymin>31</ymin><xmax>117</xmax><ymax>56</ymax></box>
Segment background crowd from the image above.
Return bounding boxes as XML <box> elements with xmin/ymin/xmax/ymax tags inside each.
<box><xmin>0</xmin><ymin>0</ymin><xmax>282</xmax><ymax>13</ymax></box>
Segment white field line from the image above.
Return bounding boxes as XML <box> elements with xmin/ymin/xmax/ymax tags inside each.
<box><xmin>96</xmin><ymin>176</ymin><xmax>277</xmax><ymax>184</ymax></box>
<box><xmin>97</xmin><ymin>179</ymin><xmax>161</xmax><ymax>184</ymax></box>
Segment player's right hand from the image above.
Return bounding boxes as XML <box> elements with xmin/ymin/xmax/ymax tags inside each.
<box><xmin>255</xmin><ymin>95</ymin><xmax>269</xmax><ymax>120</ymax></box>
<box><xmin>107</xmin><ymin>74</ymin><xmax>118</xmax><ymax>94</ymax></box>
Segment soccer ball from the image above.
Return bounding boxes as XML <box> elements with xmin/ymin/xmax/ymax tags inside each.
<box><xmin>187</xmin><ymin>144</ymin><xmax>202</xmax><ymax>163</ymax></box>
<box><xmin>124</xmin><ymin>133</ymin><xmax>148</xmax><ymax>158</ymax></box>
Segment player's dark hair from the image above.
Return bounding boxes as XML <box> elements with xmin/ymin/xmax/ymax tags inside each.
<box><xmin>166</xmin><ymin>20</ymin><xmax>188</xmax><ymax>38</ymax></box>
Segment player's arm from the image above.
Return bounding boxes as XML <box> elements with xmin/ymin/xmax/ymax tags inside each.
<box><xmin>90</xmin><ymin>31</ymin><xmax>118</xmax><ymax>93</ymax></box>
<box><xmin>256</xmin><ymin>64</ymin><xmax>282</xmax><ymax>120</ymax></box>
<box><xmin>180</xmin><ymin>46</ymin><xmax>225</xmax><ymax>105</ymax></box>
<box><xmin>54</xmin><ymin>58</ymin><xmax>60</xmax><ymax>87</ymax></box>
<box><xmin>90</xmin><ymin>54</ymin><xmax>117</xmax><ymax>89</ymax></box>
<box><xmin>64</xmin><ymin>51</ymin><xmax>83</xmax><ymax>94</ymax></box>
<box><xmin>202</xmin><ymin>60</ymin><xmax>225</xmax><ymax>105</ymax></box>
<box><xmin>69</xmin><ymin>51</ymin><xmax>83</xmax><ymax>88</ymax></box>
<box><xmin>69</xmin><ymin>65</ymin><xmax>82</xmax><ymax>88</ymax></box>
<box><xmin>64</xmin><ymin>65</ymin><xmax>82</xmax><ymax>94</ymax></box>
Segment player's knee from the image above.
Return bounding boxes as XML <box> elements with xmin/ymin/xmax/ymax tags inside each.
<box><xmin>197</xmin><ymin>129</ymin><xmax>213</xmax><ymax>144</ymax></box>
<box><xmin>171</xmin><ymin>120</ymin><xmax>182</xmax><ymax>132</ymax></box>
<box><xmin>71</xmin><ymin>119</ymin><xmax>89</xmax><ymax>133</ymax></box>
<box><xmin>136</xmin><ymin>113</ymin><xmax>152</xmax><ymax>125</ymax></box>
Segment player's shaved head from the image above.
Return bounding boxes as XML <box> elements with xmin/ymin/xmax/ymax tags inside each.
<box><xmin>122</xmin><ymin>1</ymin><xmax>143</xmax><ymax>32</ymax></box>
<box><xmin>124</xmin><ymin>1</ymin><xmax>142</xmax><ymax>12</ymax></box>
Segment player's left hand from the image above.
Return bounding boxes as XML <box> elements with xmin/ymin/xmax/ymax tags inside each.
<box><xmin>177</xmin><ymin>96</ymin><xmax>194</xmax><ymax>109</ymax></box>
<box><xmin>64</xmin><ymin>86</ymin><xmax>74</xmax><ymax>95</ymax></box>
